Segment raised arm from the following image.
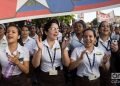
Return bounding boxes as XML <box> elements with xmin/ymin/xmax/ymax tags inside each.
<box><xmin>32</xmin><ymin>36</ymin><xmax>43</xmax><ymax>68</ymax></box>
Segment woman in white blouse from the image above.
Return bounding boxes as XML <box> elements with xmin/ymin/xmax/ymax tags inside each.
<box><xmin>69</xmin><ymin>28</ymin><xmax>110</xmax><ymax>86</ymax></box>
<box><xmin>32</xmin><ymin>19</ymin><xmax>70</xmax><ymax>86</ymax></box>
<box><xmin>97</xmin><ymin>21</ymin><xmax>112</xmax><ymax>86</ymax></box>
<box><xmin>0</xmin><ymin>25</ymin><xmax>31</xmax><ymax>86</ymax></box>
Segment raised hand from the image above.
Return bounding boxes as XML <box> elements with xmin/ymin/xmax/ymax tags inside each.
<box><xmin>111</xmin><ymin>41</ymin><xmax>119</xmax><ymax>52</ymax></box>
<box><xmin>79</xmin><ymin>50</ymin><xmax>86</xmax><ymax>61</ymax></box>
<box><xmin>36</xmin><ymin>36</ymin><xmax>43</xmax><ymax>50</ymax></box>
<box><xmin>61</xmin><ymin>37</ymin><xmax>70</xmax><ymax>50</ymax></box>
<box><xmin>102</xmin><ymin>54</ymin><xmax>110</xmax><ymax>65</ymax></box>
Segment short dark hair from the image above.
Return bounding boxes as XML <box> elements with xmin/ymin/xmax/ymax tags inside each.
<box><xmin>83</xmin><ymin>28</ymin><xmax>96</xmax><ymax>37</ymax></box>
<box><xmin>22</xmin><ymin>25</ymin><xmax>30</xmax><ymax>31</ymax></box>
<box><xmin>73</xmin><ymin>20</ymin><xmax>86</xmax><ymax>29</ymax></box>
<box><xmin>42</xmin><ymin>19</ymin><xmax>59</xmax><ymax>41</ymax></box>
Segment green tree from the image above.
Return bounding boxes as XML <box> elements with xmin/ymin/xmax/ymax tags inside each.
<box><xmin>32</xmin><ymin>15</ymin><xmax>75</xmax><ymax>27</ymax></box>
<box><xmin>91</xmin><ymin>18</ymin><xmax>98</xmax><ymax>26</ymax></box>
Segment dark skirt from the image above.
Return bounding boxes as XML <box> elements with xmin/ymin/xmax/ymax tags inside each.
<box><xmin>0</xmin><ymin>73</ymin><xmax>32</xmax><ymax>86</ymax></box>
<box><xmin>75</xmin><ymin>76</ymin><xmax>100</xmax><ymax>86</ymax></box>
<box><xmin>38</xmin><ymin>70</ymin><xmax>66</xmax><ymax>86</ymax></box>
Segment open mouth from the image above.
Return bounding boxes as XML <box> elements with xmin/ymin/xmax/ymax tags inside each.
<box><xmin>103</xmin><ymin>29</ymin><xmax>109</xmax><ymax>32</ymax></box>
<box><xmin>85</xmin><ymin>41</ymin><xmax>92</xmax><ymax>45</ymax></box>
<box><xmin>7</xmin><ymin>36</ymin><xmax>13</xmax><ymax>39</ymax></box>
<box><xmin>53</xmin><ymin>34</ymin><xmax>58</xmax><ymax>37</ymax></box>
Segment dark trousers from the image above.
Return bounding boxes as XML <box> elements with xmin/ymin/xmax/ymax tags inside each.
<box><xmin>75</xmin><ymin>76</ymin><xmax>100</xmax><ymax>86</ymax></box>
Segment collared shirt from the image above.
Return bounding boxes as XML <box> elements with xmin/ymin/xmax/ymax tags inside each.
<box><xmin>0</xmin><ymin>43</ymin><xmax>29</xmax><ymax>75</ymax></box>
<box><xmin>36</xmin><ymin>39</ymin><xmax>62</xmax><ymax>72</ymax></box>
<box><xmin>71</xmin><ymin>46</ymin><xmax>104</xmax><ymax>78</ymax></box>
<box><xmin>23</xmin><ymin>36</ymin><xmax>36</xmax><ymax>56</ymax></box>
<box><xmin>30</xmin><ymin>34</ymin><xmax>38</xmax><ymax>40</ymax></box>
<box><xmin>69</xmin><ymin>33</ymin><xmax>83</xmax><ymax>52</ymax></box>
<box><xmin>97</xmin><ymin>37</ymin><xmax>111</xmax><ymax>55</ymax></box>
<box><xmin>0</xmin><ymin>35</ymin><xmax>7</xmax><ymax>52</ymax></box>
<box><xmin>97</xmin><ymin>37</ymin><xmax>111</xmax><ymax>68</ymax></box>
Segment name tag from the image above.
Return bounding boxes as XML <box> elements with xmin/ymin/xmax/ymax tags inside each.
<box><xmin>88</xmin><ymin>75</ymin><xmax>97</xmax><ymax>80</ymax></box>
<box><xmin>96</xmin><ymin>52</ymin><xmax>102</xmax><ymax>55</ymax></box>
<box><xmin>49</xmin><ymin>67</ymin><xmax>58</xmax><ymax>75</ymax></box>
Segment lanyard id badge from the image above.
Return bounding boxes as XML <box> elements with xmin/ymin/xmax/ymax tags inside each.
<box><xmin>88</xmin><ymin>74</ymin><xmax>97</xmax><ymax>80</ymax></box>
<box><xmin>86</xmin><ymin>53</ymin><xmax>95</xmax><ymax>71</ymax></box>
<box><xmin>86</xmin><ymin>53</ymin><xmax>97</xmax><ymax>80</ymax></box>
<box><xmin>46</xmin><ymin>46</ymin><xmax>58</xmax><ymax>75</ymax></box>
<box><xmin>49</xmin><ymin>67</ymin><xmax>58</xmax><ymax>75</ymax></box>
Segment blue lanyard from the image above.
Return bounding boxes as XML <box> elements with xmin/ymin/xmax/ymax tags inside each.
<box><xmin>46</xmin><ymin>46</ymin><xmax>56</xmax><ymax>67</ymax></box>
<box><xmin>100</xmin><ymin>40</ymin><xmax>111</xmax><ymax>51</ymax></box>
<box><xmin>86</xmin><ymin>53</ymin><xmax>95</xmax><ymax>70</ymax></box>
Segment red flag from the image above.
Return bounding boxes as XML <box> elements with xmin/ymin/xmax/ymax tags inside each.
<box><xmin>0</xmin><ymin>0</ymin><xmax>119</xmax><ymax>24</ymax></box>
<box><xmin>0</xmin><ymin>0</ymin><xmax>17</xmax><ymax>19</ymax></box>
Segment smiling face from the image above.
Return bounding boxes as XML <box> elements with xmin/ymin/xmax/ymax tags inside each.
<box><xmin>46</xmin><ymin>23</ymin><xmax>59</xmax><ymax>41</ymax></box>
<box><xmin>83</xmin><ymin>30</ymin><xmax>96</xmax><ymax>48</ymax></box>
<box><xmin>74</xmin><ymin>22</ymin><xmax>84</xmax><ymax>34</ymax></box>
<box><xmin>6</xmin><ymin>26</ymin><xmax>19</xmax><ymax>44</ymax></box>
<box><xmin>99</xmin><ymin>21</ymin><xmax>111</xmax><ymax>36</ymax></box>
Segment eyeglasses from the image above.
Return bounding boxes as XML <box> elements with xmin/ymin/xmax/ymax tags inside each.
<box><xmin>49</xmin><ymin>27</ymin><xmax>59</xmax><ymax>31</ymax></box>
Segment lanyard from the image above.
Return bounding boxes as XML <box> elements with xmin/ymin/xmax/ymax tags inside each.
<box><xmin>86</xmin><ymin>53</ymin><xmax>95</xmax><ymax>70</ymax></box>
<box><xmin>46</xmin><ymin>46</ymin><xmax>56</xmax><ymax>67</ymax></box>
<box><xmin>79</xmin><ymin>41</ymin><xmax>84</xmax><ymax>46</ymax></box>
<box><xmin>100</xmin><ymin>40</ymin><xmax>111</xmax><ymax>51</ymax></box>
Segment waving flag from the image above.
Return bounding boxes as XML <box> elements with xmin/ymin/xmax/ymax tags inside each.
<box><xmin>0</xmin><ymin>0</ymin><xmax>120</xmax><ymax>23</ymax></box>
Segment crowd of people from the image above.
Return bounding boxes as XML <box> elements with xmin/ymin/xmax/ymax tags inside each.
<box><xmin>0</xmin><ymin>19</ymin><xmax>120</xmax><ymax>86</ymax></box>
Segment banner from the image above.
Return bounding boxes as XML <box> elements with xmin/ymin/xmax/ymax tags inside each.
<box><xmin>108</xmin><ymin>11</ymin><xmax>115</xmax><ymax>23</ymax></box>
<box><xmin>77</xmin><ymin>13</ymin><xmax>84</xmax><ymax>20</ymax></box>
<box><xmin>96</xmin><ymin>11</ymin><xmax>115</xmax><ymax>23</ymax></box>
<box><xmin>0</xmin><ymin>0</ymin><xmax>120</xmax><ymax>23</ymax></box>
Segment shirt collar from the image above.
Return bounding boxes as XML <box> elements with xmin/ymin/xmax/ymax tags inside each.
<box><xmin>73</xmin><ymin>34</ymin><xmax>79</xmax><ymax>41</ymax></box>
<box><xmin>99</xmin><ymin>37</ymin><xmax>111</xmax><ymax>43</ymax></box>
<box><xmin>32</xmin><ymin>34</ymin><xmax>38</xmax><ymax>39</ymax></box>
<box><xmin>83</xmin><ymin>46</ymin><xmax>96</xmax><ymax>54</ymax></box>
<box><xmin>23</xmin><ymin>36</ymin><xmax>31</xmax><ymax>44</ymax></box>
<box><xmin>43</xmin><ymin>39</ymin><xmax>60</xmax><ymax>49</ymax></box>
<box><xmin>3</xmin><ymin>35</ymin><xmax>6</xmax><ymax>40</ymax></box>
<box><xmin>5</xmin><ymin>43</ymin><xmax>23</xmax><ymax>56</ymax></box>
<box><xmin>0</xmin><ymin>35</ymin><xmax>6</xmax><ymax>41</ymax></box>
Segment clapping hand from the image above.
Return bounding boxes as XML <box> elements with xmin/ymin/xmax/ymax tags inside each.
<box><xmin>8</xmin><ymin>52</ymin><xmax>20</xmax><ymax>65</ymax></box>
<box><xmin>102</xmin><ymin>54</ymin><xmax>110</xmax><ymax>65</ymax></box>
<box><xmin>36</xmin><ymin>36</ymin><xmax>43</xmax><ymax>50</ymax></box>
<box><xmin>79</xmin><ymin>50</ymin><xmax>86</xmax><ymax>61</ymax></box>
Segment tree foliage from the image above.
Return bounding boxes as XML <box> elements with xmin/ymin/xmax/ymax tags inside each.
<box><xmin>32</xmin><ymin>15</ymin><xmax>75</xmax><ymax>27</ymax></box>
<box><xmin>91</xmin><ymin>18</ymin><xmax>98</xmax><ymax>26</ymax></box>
